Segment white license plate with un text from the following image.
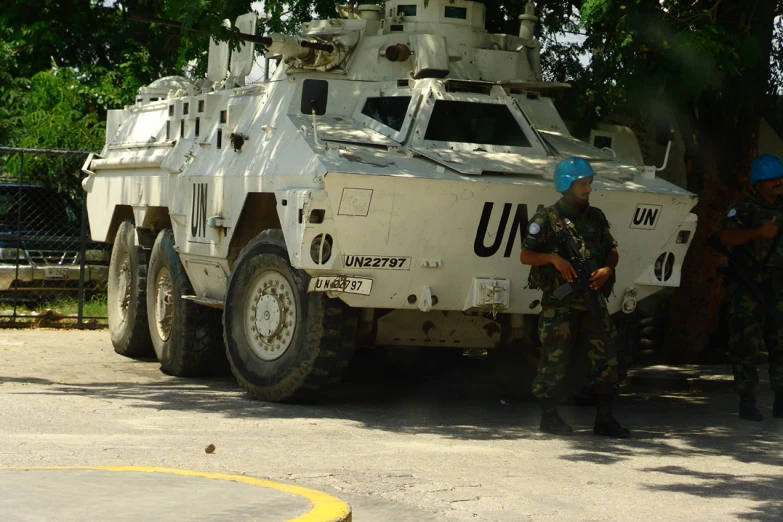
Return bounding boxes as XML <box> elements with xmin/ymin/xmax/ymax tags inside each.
<box><xmin>313</xmin><ymin>276</ymin><xmax>372</xmax><ymax>296</ymax></box>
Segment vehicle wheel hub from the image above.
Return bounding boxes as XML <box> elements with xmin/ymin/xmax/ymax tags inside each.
<box><xmin>245</xmin><ymin>271</ymin><xmax>296</xmax><ymax>361</ymax></box>
<box><xmin>154</xmin><ymin>267</ymin><xmax>173</xmax><ymax>341</ymax></box>
<box><xmin>117</xmin><ymin>252</ymin><xmax>131</xmax><ymax>320</ymax></box>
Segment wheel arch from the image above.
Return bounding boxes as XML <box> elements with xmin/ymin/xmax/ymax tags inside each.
<box><xmin>140</xmin><ymin>206</ymin><xmax>173</xmax><ymax>235</ymax></box>
<box><xmin>227</xmin><ymin>193</ymin><xmax>281</xmax><ymax>268</ymax></box>
<box><xmin>105</xmin><ymin>205</ymin><xmax>134</xmax><ymax>244</ymax></box>
<box><xmin>106</xmin><ymin>206</ymin><xmax>173</xmax><ymax>248</ymax></box>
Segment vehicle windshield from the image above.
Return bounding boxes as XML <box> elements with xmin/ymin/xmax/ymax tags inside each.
<box><xmin>423</xmin><ymin>101</ymin><xmax>531</xmax><ymax>147</ymax></box>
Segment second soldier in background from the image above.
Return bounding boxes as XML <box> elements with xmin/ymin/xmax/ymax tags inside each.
<box><xmin>720</xmin><ymin>153</ymin><xmax>783</xmax><ymax>421</ymax></box>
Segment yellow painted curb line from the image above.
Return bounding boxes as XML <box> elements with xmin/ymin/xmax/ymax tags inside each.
<box><xmin>3</xmin><ymin>466</ymin><xmax>351</xmax><ymax>522</ymax></box>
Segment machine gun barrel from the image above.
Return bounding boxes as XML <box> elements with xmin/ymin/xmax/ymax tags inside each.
<box><xmin>124</xmin><ymin>11</ymin><xmax>334</xmax><ymax>53</ymax></box>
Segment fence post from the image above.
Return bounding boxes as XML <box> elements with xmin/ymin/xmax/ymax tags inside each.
<box><xmin>11</xmin><ymin>153</ymin><xmax>24</xmax><ymax>323</ymax></box>
<box><xmin>77</xmin><ymin>188</ymin><xmax>88</xmax><ymax>326</ymax></box>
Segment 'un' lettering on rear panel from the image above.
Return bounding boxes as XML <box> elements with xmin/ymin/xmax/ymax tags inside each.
<box><xmin>630</xmin><ymin>204</ymin><xmax>662</xmax><ymax>230</ymax></box>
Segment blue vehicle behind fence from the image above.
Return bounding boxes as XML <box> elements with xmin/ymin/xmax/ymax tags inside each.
<box><xmin>0</xmin><ymin>183</ymin><xmax>110</xmax><ymax>305</ymax></box>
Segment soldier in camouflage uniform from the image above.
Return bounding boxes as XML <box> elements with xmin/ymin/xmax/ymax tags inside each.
<box><xmin>719</xmin><ymin>153</ymin><xmax>783</xmax><ymax>421</ymax></box>
<box><xmin>520</xmin><ymin>157</ymin><xmax>630</xmax><ymax>438</ymax></box>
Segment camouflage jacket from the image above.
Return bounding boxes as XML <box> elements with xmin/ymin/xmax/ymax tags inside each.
<box><xmin>522</xmin><ymin>199</ymin><xmax>618</xmax><ymax>302</ymax></box>
<box><xmin>723</xmin><ymin>190</ymin><xmax>783</xmax><ymax>270</ymax></box>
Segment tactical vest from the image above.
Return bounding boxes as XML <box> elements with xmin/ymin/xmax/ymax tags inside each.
<box><xmin>730</xmin><ymin>192</ymin><xmax>783</xmax><ymax>270</ymax></box>
<box><xmin>527</xmin><ymin>205</ymin><xmax>615</xmax><ymax>298</ymax></box>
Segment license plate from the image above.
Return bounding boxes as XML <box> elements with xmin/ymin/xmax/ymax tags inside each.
<box><xmin>342</xmin><ymin>255</ymin><xmax>411</xmax><ymax>270</ymax></box>
<box><xmin>313</xmin><ymin>276</ymin><xmax>372</xmax><ymax>296</ymax></box>
<box><xmin>44</xmin><ymin>267</ymin><xmax>69</xmax><ymax>280</ymax></box>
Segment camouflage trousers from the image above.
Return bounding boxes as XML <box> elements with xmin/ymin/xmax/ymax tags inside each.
<box><xmin>532</xmin><ymin>298</ymin><xmax>619</xmax><ymax>399</ymax></box>
<box><xmin>727</xmin><ymin>271</ymin><xmax>783</xmax><ymax>392</ymax></box>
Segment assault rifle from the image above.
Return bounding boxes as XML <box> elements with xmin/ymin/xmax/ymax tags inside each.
<box><xmin>550</xmin><ymin>223</ymin><xmax>604</xmax><ymax>320</ymax></box>
<box><xmin>707</xmin><ymin>234</ymin><xmax>770</xmax><ymax>311</ymax></box>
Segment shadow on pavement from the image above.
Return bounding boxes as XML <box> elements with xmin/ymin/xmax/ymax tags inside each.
<box><xmin>4</xmin><ymin>347</ymin><xmax>783</xmax><ymax>521</ymax></box>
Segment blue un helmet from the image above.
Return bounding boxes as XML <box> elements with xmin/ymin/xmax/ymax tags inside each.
<box><xmin>750</xmin><ymin>154</ymin><xmax>783</xmax><ymax>185</ymax></box>
<box><xmin>554</xmin><ymin>157</ymin><xmax>596</xmax><ymax>193</ymax></box>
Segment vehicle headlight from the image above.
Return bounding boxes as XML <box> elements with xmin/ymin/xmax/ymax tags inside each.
<box><xmin>309</xmin><ymin>234</ymin><xmax>333</xmax><ymax>264</ymax></box>
<box><xmin>0</xmin><ymin>247</ymin><xmax>26</xmax><ymax>261</ymax></box>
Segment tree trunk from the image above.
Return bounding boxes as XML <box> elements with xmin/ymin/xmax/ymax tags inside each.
<box><xmin>663</xmin><ymin>1</ymin><xmax>778</xmax><ymax>362</ymax></box>
<box><xmin>663</xmin><ymin>139</ymin><xmax>740</xmax><ymax>362</ymax></box>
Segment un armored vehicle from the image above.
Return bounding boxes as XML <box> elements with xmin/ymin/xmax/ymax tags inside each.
<box><xmin>82</xmin><ymin>0</ymin><xmax>697</xmax><ymax>401</ymax></box>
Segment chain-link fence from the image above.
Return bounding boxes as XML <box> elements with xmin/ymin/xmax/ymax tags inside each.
<box><xmin>0</xmin><ymin>147</ymin><xmax>109</xmax><ymax>327</ymax></box>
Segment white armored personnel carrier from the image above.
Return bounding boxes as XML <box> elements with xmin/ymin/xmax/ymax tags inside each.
<box><xmin>83</xmin><ymin>0</ymin><xmax>697</xmax><ymax>401</ymax></box>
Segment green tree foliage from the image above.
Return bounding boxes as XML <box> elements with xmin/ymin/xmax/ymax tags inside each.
<box><xmin>0</xmin><ymin>0</ymin><xmax>197</xmax><ymax>188</ymax></box>
<box><xmin>0</xmin><ymin>1</ymin><xmax>190</xmax><ymax>84</ymax></box>
<box><xmin>2</xmin><ymin>68</ymin><xmax>107</xmax><ymax>194</ymax></box>
<box><xmin>0</xmin><ymin>1</ymin><xmax>192</xmax><ymax>150</ymax></box>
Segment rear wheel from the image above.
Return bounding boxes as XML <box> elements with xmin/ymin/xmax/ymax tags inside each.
<box><xmin>108</xmin><ymin>219</ymin><xmax>152</xmax><ymax>356</ymax></box>
<box><xmin>223</xmin><ymin>229</ymin><xmax>358</xmax><ymax>402</ymax></box>
<box><xmin>146</xmin><ymin>229</ymin><xmax>224</xmax><ymax>376</ymax></box>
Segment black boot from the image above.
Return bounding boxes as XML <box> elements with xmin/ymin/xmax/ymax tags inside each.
<box><xmin>539</xmin><ymin>399</ymin><xmax>573</xmax><ymax>435</ymax></box>
<box><xmin>739</xmin><ymin>390</ymin><xmax>764</xmax><ymax>421</ymax></box>
<box><xmin>594</xmin><ymin>395</ymin><xmax>631</xmax><ymax>438</ymax></box>
<box><xmin>773</xmin><ymin>391</ymin><xmax>783</xmax><ymax>419</ymax></box>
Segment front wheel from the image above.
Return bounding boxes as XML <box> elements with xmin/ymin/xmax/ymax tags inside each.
<box><xmin>223</xmin><ymin>229</ymin><xmax>358</xmax><ymax>402</ymax></box>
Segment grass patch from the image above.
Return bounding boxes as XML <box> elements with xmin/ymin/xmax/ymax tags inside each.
<box><xmin>0</xmin><ymin>295</ymin><xmax>108</xmax><ymax>321</ymax></box>
<box><xmin>36</xmin><ymin>295</ymin><xmax>108</xmax><ymax>318</ymax></box>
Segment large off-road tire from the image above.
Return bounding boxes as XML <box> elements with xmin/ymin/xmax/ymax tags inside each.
<box><xmin>108</xmin><ymin>219</ymin><xmax>152</xmax><ymax>356</ymax></box>
<box><xmin>635</xmin><ymin>289</ymin><xmax>674</xmax><ymax>353</ymax></box>
<box><xmin>223</xmin><ymin>229</ymin><xmax>358</xmax><ymax>402</ymax></box>
<box><xmin>146</xmin><ymin>229</ymin><xmax>225</xmax><ymax>376</ymax></box>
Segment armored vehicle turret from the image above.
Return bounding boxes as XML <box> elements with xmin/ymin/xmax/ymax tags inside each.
<box><xmin>83</xmin><ymin>0</ymin><xmax>697</xmax><ymax>401</ymax></box>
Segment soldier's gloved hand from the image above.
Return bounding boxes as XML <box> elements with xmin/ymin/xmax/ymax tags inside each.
<box><xmin>757</xmin><ymin>216</ymin><xmax>778</xmax><ymax>239</ymax></box>
<box><xmin>550</xmin><ymin>254</ymin><xmax>577</xmax><ymax>282</ymax></box>
<box><xmin>589</xmin><ymin>266</ymin><xmax>614</xmax><ymax>290</ymax></box>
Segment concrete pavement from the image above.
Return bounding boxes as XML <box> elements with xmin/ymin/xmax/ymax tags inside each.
<box><xmin>626</xmin><ymin>364</ymin><xmax>767</xmax><ymax>392</ymax></box>
<box><xmin>2</xmin><ymin>329</ymin><xmax>783</xmax><ymax>521</ymax></box>
<box><xmin>0</xmin><ymin>467</ymin><xmax>351</xmax><ymax>522</ymax></box>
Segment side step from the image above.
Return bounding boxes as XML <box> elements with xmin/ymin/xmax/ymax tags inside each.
<box><xmin>181</xmin><ymin>295</ymin><xmax>224</xmax><ymax>309</ymax></box>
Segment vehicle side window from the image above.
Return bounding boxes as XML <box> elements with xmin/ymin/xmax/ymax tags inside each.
<box><xmin>301</xmin><ymin>79</ymin><xmax>328</xmax><ymax>115</ymax></box>
<box><xmin>360</xmin><ymin>96</ymin><xmax>411</xmax><ymax>131</ymax></box>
